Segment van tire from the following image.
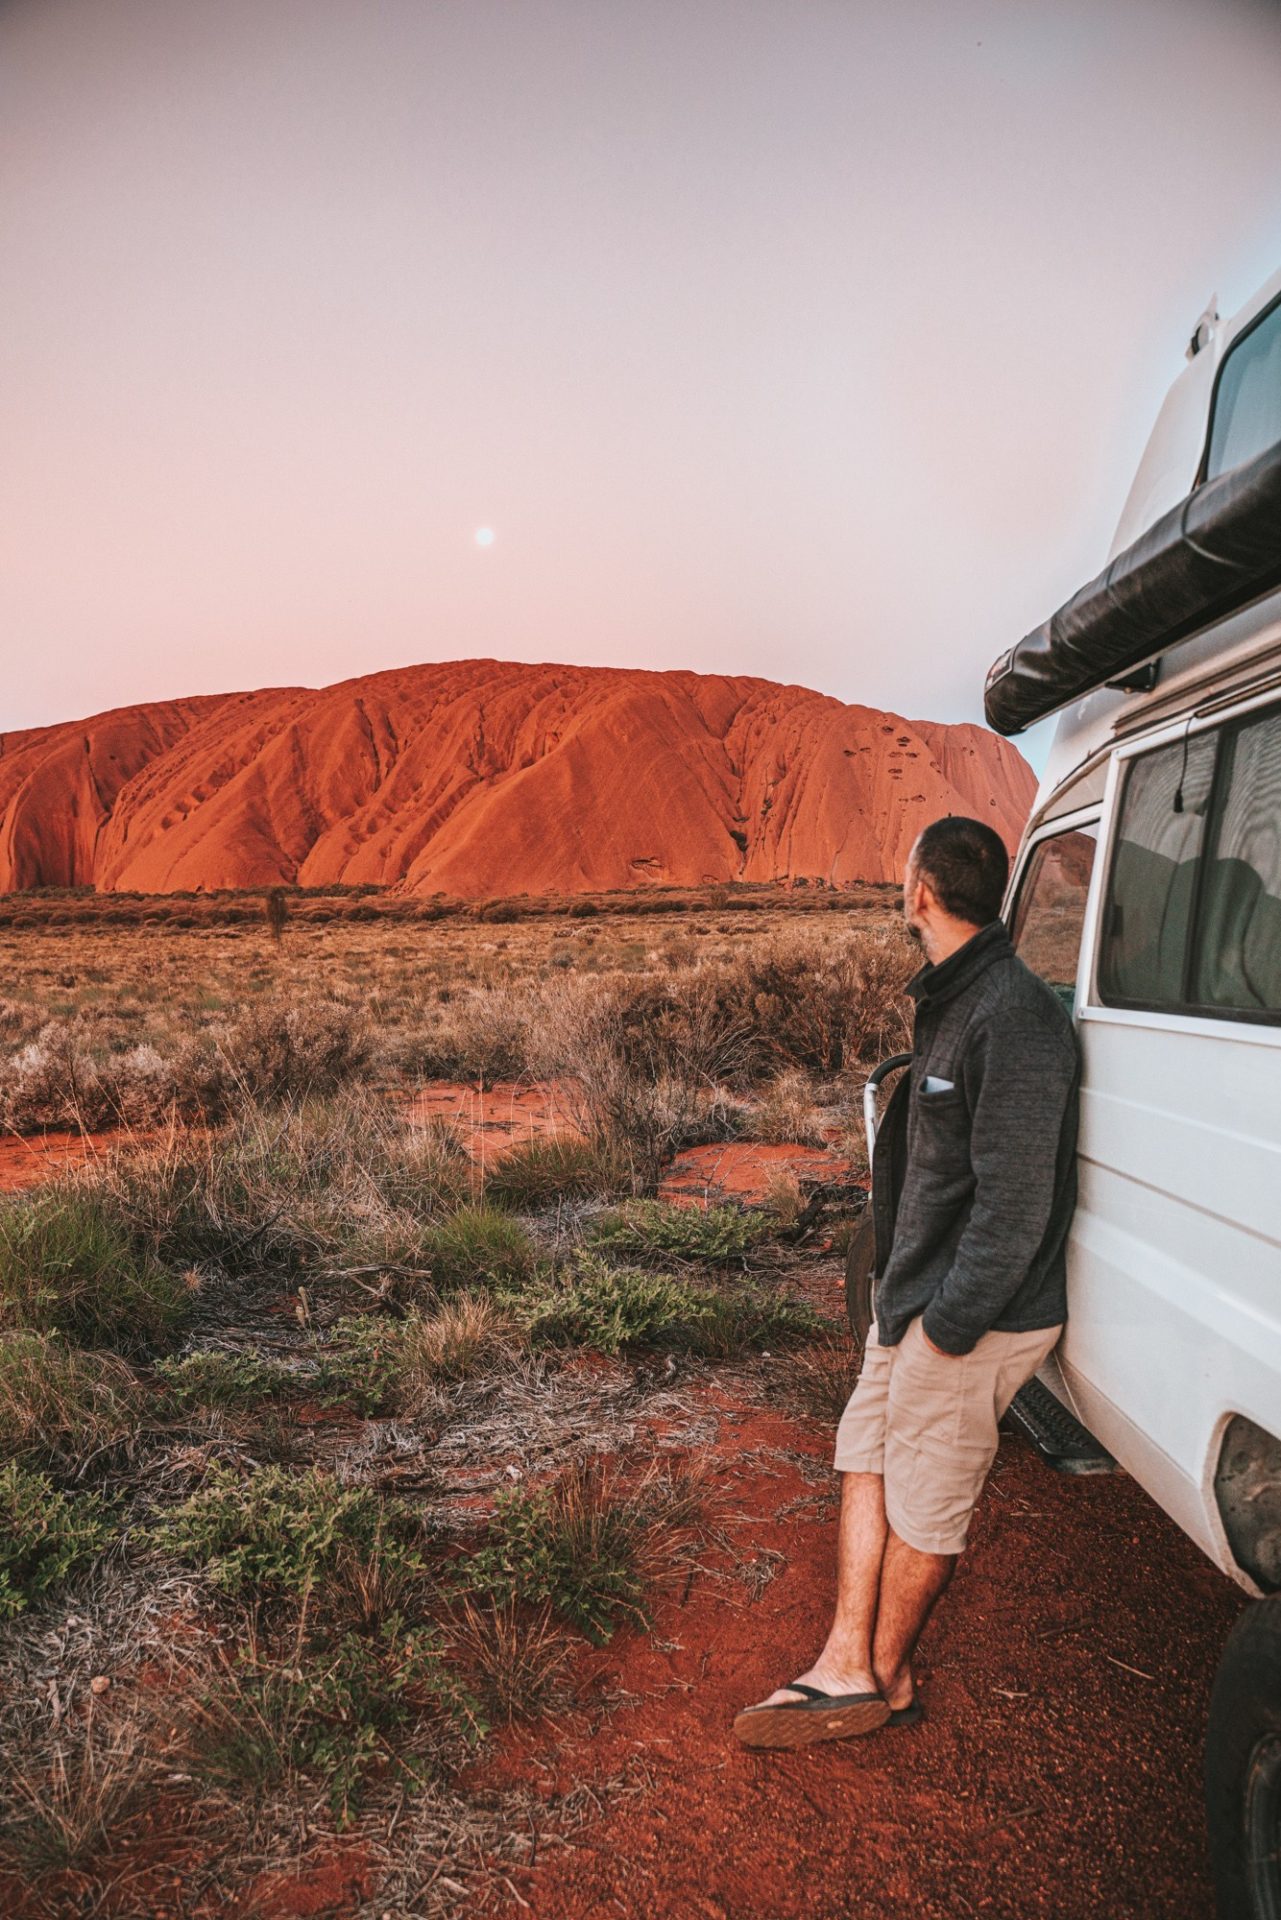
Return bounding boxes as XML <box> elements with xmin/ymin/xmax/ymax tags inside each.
<box><xmin>844</xmin><ymin>1214</ymin><xmax>876</xmax><ymax>1348</ymax></box>
<box><xmin>1206</xmin><ymin>1596</ymin><xmax>1281</xmax><ymax>1920</ymax></box>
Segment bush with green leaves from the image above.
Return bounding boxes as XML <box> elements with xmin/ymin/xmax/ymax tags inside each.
<box><xmin>520</xmin><ymin>1251</ymin><xmax>818</xmax><ymax>1357</ymax></box>
<box><xmin>0</xmin><ymin>1462</ymin><xmax>113</xmax><ymax>1617</ymax></box>
<box><xmin>155</xmin><ymin>1348</ymin><xmax>300</xmax><ymax>1413</ymax></box>
<box><xmin>0</xmin><ymin>1184</ymin><xmax>191</xmax><ymax>1355</ymax></box>
<box><xmin>154</xmin><ymin>1466</ymin><xmax>430</xmax><ymax>1600</ymax></box>
<box><xmin>188</xmin><ymin>1616</ymin><xmax>477</xmax><ymax>1821</ymax></box>
<box><xmin>456</xmin><ymin>1456</ymin><xmax>701</xmax><ymax>1643</ymax></box>
<box><xmin>586</xmin><ymin>1199</ymin><xmax>766</xmax><ymax>1266</ymax></box>
<box><xmin>310</xmin><ymin>1316</ymin><xmax>410</xmax><ymax>1415</ymax></box>
<box><xmin>0</xmin><ymin>1331</ymin><xmax>142</xmax><ymax>1465</ymax></box>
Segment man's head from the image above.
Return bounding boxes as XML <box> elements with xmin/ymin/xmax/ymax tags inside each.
<box><xmin>903</xmin><ymin>816</ymin><xmax>1010</xmax><ymax>963</ymax></box>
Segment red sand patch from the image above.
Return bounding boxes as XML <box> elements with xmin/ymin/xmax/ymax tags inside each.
<box><xmin>660</xmin><ymin>1140</ymin><xmax>855</xmax><ymax>1208</ymax></box>
<box><xmin>407</xmin><ymin>1080</ymin><xmax>583</xmax><ymax>1162</ymax></box>
<box><xmin>0</xmin><ymin>1128</ymin><xmax>123</xmax><ymax>1192</ymax></box>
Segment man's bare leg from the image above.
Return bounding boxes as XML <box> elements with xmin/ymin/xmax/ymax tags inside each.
<box><xmin>757</xmin><ymin>1470</ymin><xmax>887</xmax><ymax>1705</ymax></box>
<box><xmin>871</xmin><ymin>1529</ymin><xmax>955</xmax><ymax>1710</ymax></box>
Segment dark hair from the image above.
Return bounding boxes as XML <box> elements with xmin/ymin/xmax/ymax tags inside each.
<box><xmin>912</xmin><ymin>816</ymin><xmax>1009</xmax><ymax>927</ymax></box>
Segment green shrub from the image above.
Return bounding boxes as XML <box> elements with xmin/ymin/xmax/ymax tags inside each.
<box><xmin>456</xmin><ymin>1456</ymin><xmax>702</xmax><ymax>1643</ymax></box>
<box><xmin>587</xmin><ymin>1199</ymin><xmax>765</xmax><ymax>1265</ymax></box>
<box><xmin>522</xmin><ymin>1253</ymin><xmax>712</xmax><ymax>1354</ymax></box>
<box><xmin>0</xmin><ymin>1185</ymin><xmax>191</xmax><ymax>1355</ymax></box>
<box><xmin>0</xmin><ymin>1331</ymin><xmax>142</xmax><ymax>1464</ymax></box>
<box><xmin>485</xmin><ymin>1135</ymin><xmax>621</xmax><ymax>1210</ymax></box>
<box><xmin>520</xmin><ymin>1251</ymin><xmax>818</xmax><ymax>1357</ymax></box>
<box><xmin>155</xmin><ymin>1348</ymin><xmax>299</xmax><ymax>1412</ymax></box>
<box><xmin>188</xmin><ymin>1618</ymin><xmax>476</xmax><ymax>1821</ymax></box>
<box><xmin>419</xmin><ymin>1206</ymin><xmax>538</xmax><ymax>1293</ymax></box>
<box><xmin>0</xmin><ymin>1462</ymin><xmax>113</xmax><ymax>1617</ymax></box>
<box><xmin>154</xmin><ymin>1466</ymin><xmax>429</xmax><ymax>1600</ymax></box>
<box><xmin>311</xmin><ymin>1317</ymin><xmax>409</xmax><ymax>1415</ymax></box>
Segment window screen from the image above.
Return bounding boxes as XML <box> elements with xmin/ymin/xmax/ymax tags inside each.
<box><xmin>1191</xmin><ymin>707</ymin><xmax>1281</xmax><ymax>1014</ymax></box>
<box><xmin>1207</xmin><ymin>299</ymin><xmax>1281</xmax><ymax>479</ymax></box>
<box><xmin>1098</xmin><ymin>732</ymin><xmax>1217</xmax><ymax>1006</ymax></box>
<box><xmin>1009</xmin><ymin>827</ymin><xmax>1097</xmax><ymax>1015</ymax></box>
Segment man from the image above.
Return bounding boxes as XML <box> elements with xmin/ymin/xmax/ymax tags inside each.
<box><xmin>734</xmin><ymin>815</ymin><xmax>1080</xmax><ymax>1749</ymax></box>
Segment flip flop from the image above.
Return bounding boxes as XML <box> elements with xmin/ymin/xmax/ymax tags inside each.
<box><xmin>888</xmin><ymin>1699</ymin><xmax>925</xmax><ymax>1727</ymax></box>
<box><xmin>733</xmin><ymin>1681</ymin><xmax>891</xmax><ymax>1750</ymax></box>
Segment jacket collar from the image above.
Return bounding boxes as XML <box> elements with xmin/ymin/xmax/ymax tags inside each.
<box><xmin>906</xmin><ymin>920</ymin><xmax>1011</xmax><ymax>1011</ymax></box>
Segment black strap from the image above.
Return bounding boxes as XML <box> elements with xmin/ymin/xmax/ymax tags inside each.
<box><xmin>785</xmin><ymin>1681</ymin><xmax>826</xmax><ymax>1700</ymax></box>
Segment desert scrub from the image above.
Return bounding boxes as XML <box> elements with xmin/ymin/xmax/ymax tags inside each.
<box><xmin>310</xmin><ymin>1315</ymin><xmax>411</xmax><ymax>1414</ymax></box>
<box><xmin>587</xmin><ymin>1198</ymin><xmax>766</xmax><ymax>1266</ymax></box>
<box><xmin>484</xmin><ymin>1133</ymin><xmax>623</xmax><ymax>1209</ymax></box>
<box><xmin>404</xmin><ymin>984</ymin><xmax>533</xmax><ymax>1088</ymax></box>
<box><xmin>396</xmin><ymin>1295</ymin><xmax>521</xmax><ymax>1390</ymax></box>
<box><xmin>216</xmin><ymin>998</ymin><xmax>372</xmax><ymax>1104</ymax></box>
<box><xmin>416</xmin><ymin>1205</ymin><xmax>538</xmax><ymax>1294</ymax></box>
<box><xmin>0</xmin><ymin>1462</ymin><xmax>113</xmax><ymax>1617</ymax></box>
<box><xmin>0</xmin><ymin>1183</ymin><xmax>192</xmax><ymax>1355</ymax></box>
<box><xmin>522</xmin><ymin>1251</ymin><xmax>819</xmax><ymax>1358</ymax></box>
<box><xmin>154</xmin><ymin>1465</ymin><xmax>431</xmax><ymax>1601</ymax></box>
<box><xmin>91</xmin><ymin>1095</ymin><xmax>468</xmax><ymax>1287</ymax></box>
<box><xmin>456</xmin><ymin>1455</ymin><xmax>704</xmax><ymax>1643</ymax></box>
<box><xmin>769</xmin><ymin>1331</ymin><xmax>860</xmax><ymax>1421</ymax></box>
<box><xmin>745</xmin><ymin>1067</ymin><xmax>829</xmax><ymax>1146</ymax></box>
<box><xmin>155</xmin><ymin>1348</ymin><xmax>302</xmax><ymax>1413</ymax></box>
<box><xmin>448</xmin><ymin>1597</ymin><xmax>571</xmax><ymax>1724</ymax></box>
<box><xmin>185</xmin><ymin>1615</ymin><xmax>478</xmax><ymax>1821</ymax></box>
<box><xmin>0</xmin><ymin>1331</ymin><xmax>142</xmax><ymax>1467</ymax></box>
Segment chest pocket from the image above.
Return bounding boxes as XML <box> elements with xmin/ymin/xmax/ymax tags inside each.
<box><xmin>911</xmin><ymin>1085</ymin><xmax>970</xmax><ymax>1176</ymax></box>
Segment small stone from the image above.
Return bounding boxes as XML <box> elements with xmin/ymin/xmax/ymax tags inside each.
<box><xmin>89</xmin><ymin>1675</ymin><xmax>110</xmax><ymax>1695</ymax></box>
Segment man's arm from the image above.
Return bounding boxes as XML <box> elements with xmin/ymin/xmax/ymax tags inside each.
<box><xmin>920</xmin><ymin>1009</ymin><xmax>1078</xmax><ymax>1357</ymax></box>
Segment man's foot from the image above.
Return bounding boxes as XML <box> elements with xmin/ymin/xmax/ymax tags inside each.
<box><xmin>733</xmin><ymin>1679</ymin><xmax>890</xmax><ymax>1750</ymax></box>
<box><xmin>875</xmin><ymin>1658</ymin><xmax>918</xmax><ymax>1720</ymax></box>
<box><xmin>754</xmin><ymin>1659</ymin><xmax>880</xmax><ymax>1711</ymax></box>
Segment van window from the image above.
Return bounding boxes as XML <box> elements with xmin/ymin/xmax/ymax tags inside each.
<box><xmin>1009</xmin><ymin>826</ymin><xmax>1098</xmax><ymax>1014</ymax></box>
<box><xmin>1098</xmin><ymin>731</ymin><xmax>1217</xmax><ymax>1007</ymax></box>
<box><xmin>1191</xmin><ymin>707</ymin><xmax>1281</xmax><ymax>1014</ymax></box>
<box><xmin>1206</xmin><ymin>297</ymin><xmax>1281</xmax><ymax>479</ymax></box>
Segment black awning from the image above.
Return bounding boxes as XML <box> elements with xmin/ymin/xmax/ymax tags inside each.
<box><xmin>984</xmin><ymin>438</ymin><xmax>1281</xmax><ymax>736</ymax></box>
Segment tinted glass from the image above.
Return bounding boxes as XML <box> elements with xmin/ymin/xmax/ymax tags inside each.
<box><xmin>1192</xmin><ymin>707</ymin><xmax>1281</xmax><ymax>1014</ymax></box>
<box><xmin>1098</xmin><ymin>732</ymin><xmax>1217</xmax><ymax>1006</ymax></box>
<box><xmin>1207</xmin><ymin>300</ymin><xmax>1281</xmax><ymax>479</ymax></box>
<box><xmin>1009</xmin><ymin>827</ymin><xmax>1098</xmax><ymax>1014</ymax></box>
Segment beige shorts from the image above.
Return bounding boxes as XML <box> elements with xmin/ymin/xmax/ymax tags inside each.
<box><xmin>833</xmin><ymin>1314</ymin><xmax>1063</xmax><ymax>1555</ymax></box>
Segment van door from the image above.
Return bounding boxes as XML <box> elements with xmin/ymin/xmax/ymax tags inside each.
<box><xmin>1064</xmin><ymin>703</ymin><xmax>1281</xmax><ymax>1584</ymax></box>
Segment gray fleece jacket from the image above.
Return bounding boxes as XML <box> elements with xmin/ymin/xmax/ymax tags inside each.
<box><xmin>871</xmin><ymin>921</ymin><xmax>1080</xmax><ymax>1356</ymax></box>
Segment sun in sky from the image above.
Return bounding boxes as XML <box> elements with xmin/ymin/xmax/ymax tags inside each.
<box><xmin>473</xmin><ymin>527</ymin><xmax>496</xmax><ymax>548</ymax></box>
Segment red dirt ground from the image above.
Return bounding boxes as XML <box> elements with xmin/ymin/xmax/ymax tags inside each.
<box><xmin>0</xmin><ymin>1128</ymin><xmax>121</xmax><ymax>1191</ymax></box>
<box><xmin>469</xmin><ymin>1398</ymin><xmax>1239</xmax><ymax>1920</ymax></box>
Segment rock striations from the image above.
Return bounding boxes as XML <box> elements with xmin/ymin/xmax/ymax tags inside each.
<box><xmin>0</xmin><ymin>660</ymin><xmax>1035</xmax><ymax>896</ymax></box>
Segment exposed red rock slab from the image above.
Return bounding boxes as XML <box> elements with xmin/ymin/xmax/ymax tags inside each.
<box><xmin>0</xmin><ymin>662</ymin><xmax>1035</xmax><ymax>896</ymax></box>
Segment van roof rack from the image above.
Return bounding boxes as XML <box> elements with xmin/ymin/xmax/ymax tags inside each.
<box><xmin>984</xmin><ymin>438</ymin><xmax>1281</xmax><ymax>736</ymax></box>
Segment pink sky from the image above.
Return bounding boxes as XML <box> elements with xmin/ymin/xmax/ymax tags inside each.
<box><xmin>2</xmin><ymin>0</ymin><xmax>1280</xmax><ymax>769</ymax></box>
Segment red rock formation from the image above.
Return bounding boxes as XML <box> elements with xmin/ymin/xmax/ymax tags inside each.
<box><xmin>0</xmin><ymin>661</ymin><xmax>1035</xmax><ymax>896</ymax></box>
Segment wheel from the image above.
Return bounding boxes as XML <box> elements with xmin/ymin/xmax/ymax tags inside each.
<box><xmin>1207</xmin><ymin>1595</ymin><xmax>1281</xmax><ymax>1919</ymax></box>
<box><xmin>843</xmin><ymin>1212</ymin><xmax>876</xmax><ymax>1348</ymax></box>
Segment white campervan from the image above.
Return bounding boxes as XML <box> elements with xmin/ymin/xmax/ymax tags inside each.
<box><xmin>852</xmin><ymin>267</ymin><xmax>1281</xmax><ymax>1919</ymax></box>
